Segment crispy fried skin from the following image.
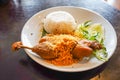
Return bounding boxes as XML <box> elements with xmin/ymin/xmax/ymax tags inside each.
<box><xmin>71</xmin><ymin>44</ymin><xmax>93</xmax><ymax>59</ymax></box>
<box><xmin>32</xmin><ymin>42</ymin><xmax>58</xmax><ymax>59</ymax></box>
<box><xmin>12</xmin><ymin>35</ymin><xmax>102</xmax><ymax>60</ymax></box>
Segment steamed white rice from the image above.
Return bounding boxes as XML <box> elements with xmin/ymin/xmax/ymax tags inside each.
<box><xmin>44</xmin><ymin>11</ymin><xmax>77</xmax><ymax>34</ymax></box>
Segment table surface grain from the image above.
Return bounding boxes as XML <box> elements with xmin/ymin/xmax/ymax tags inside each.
<box><xmin>0</xmin><ymin>0</ymin><xmax>120</xmax><ymax>80</ymax></box>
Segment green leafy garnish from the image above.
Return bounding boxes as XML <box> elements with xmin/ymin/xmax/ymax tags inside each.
<box><xmin>93</xmin><ymin>47</ymin><xmax>108</xmax><ymax>61</ymax></box>
<box><xmin>42</xmin><ymin>28</ymin><xmax>47</xmax><ymax>37</ymax></box>
<box><xmin>74</xmin><ymin>20</ymin><xmax>108</xmax><ymax>61</ymax></box>
<box><xmin>83</xmin><ymin>20</ymin><xmax>92</xmax><ymax>27</ymax></box>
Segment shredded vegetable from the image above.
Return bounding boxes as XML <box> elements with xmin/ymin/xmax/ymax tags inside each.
<box><xmin>75</xmin><ymin>21</ymin><xmax>108</xmax><ymax>61</ymax></box>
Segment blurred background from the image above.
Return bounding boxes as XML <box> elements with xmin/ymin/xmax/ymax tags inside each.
<box><xmin>0</xmin><ymin>0</ymin><xmax>119</xmax><ymax>80</ymax></box>
<box><xmin>104</xmin><ymin>0</ymin><xmax>120</xmax><ymax>10</ymax></box>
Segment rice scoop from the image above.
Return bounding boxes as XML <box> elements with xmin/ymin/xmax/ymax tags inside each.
<box><xmin>44</xmin><ymin>11</ymin><xmax>77</xmax><ymax>34</ymax></box>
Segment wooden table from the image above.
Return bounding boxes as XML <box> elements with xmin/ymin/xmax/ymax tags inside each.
<box><xmin>0</xmin><ymin>0</ymin><xmax>119</xmax><ymax>80</ymax></box>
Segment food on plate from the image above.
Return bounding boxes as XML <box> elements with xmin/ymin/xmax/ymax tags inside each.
<box><xmin>74</xmin><ymin>21</ymin><xmax>107</xmax><ymax>61</ymax></box>
<box><xmin>71</xmin><ymin>40</ymin><xmax>102</xmax><ymax>59</ymax></box>
<box><xmin>43</xmin><ymin>11</ymin><xmax>77</xmax><ymax>34</ymax></box>
<box><xmin>11</xmin><ymin>11</ymin><xmax>108</xmax><ymax>66</ymax></box>
<box><xmin>74</xmin><ymin>21</ymin><xmax>104</xmax><ymax>42</ymax></box>
<box><xmin>12</xmin><ymin>34</ymin><xmax>102</xmax><ymax>66</ymax></box>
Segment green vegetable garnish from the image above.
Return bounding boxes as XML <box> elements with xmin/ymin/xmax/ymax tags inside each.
<box><xmin>42</xmin><ymin>28</ymin><xmax>47</xmax><ymax>37</ymax></box>
<box><xmin>93</xmin><ymin>47</ymin><xmax>108</xmax><ymax>61</ymax></box>
<box><xmin>74</xmin><ymin>20</ymin><xmax>108</xmax><ymax>61</ymax></box>
<box><xmin>83</xmin><ymin>20</ymin><xmax>92</xmax><ymax>27</ymax></box>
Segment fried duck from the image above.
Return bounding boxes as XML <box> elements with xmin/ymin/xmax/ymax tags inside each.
<box><xmin>12</xmin><ymin>34</ymin><xmax>102</xmax><ymax>60</ymax></box>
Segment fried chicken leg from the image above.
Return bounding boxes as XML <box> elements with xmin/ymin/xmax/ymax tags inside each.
<box><xmin>12</xmin><ymin>41</ymin><xmax>58</xmax><ymax>59</ymax></box>
<box><xmin>12</xmin><ymin>35</ymin><xmax>102</xmax><ymax>60</ymax></box>
<box><xmin>71</xmin><ymin>40</ymin><xmax>102</xmax><ymax>59</ymax></box>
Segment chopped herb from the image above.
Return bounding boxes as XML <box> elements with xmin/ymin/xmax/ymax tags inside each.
<box><xmin>83</xmin><ymin>20</ymin><xmax>92</xmax><ymax>27</ymax></box>
<box><xmin>100</xmin><ymin>38</ymin><xmax>104</xmax><ymax>44</ymax></box>
<box><xmin>42</xmin><ymin>28</ymin><xmax>47</xmax><ymax>37</ymax></box>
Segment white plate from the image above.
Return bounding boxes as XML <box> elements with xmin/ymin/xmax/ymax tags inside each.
<box><xmin>21</xmin><ymin>6</ymin><xmax>117</xmax><ymax>72</ymax></box>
